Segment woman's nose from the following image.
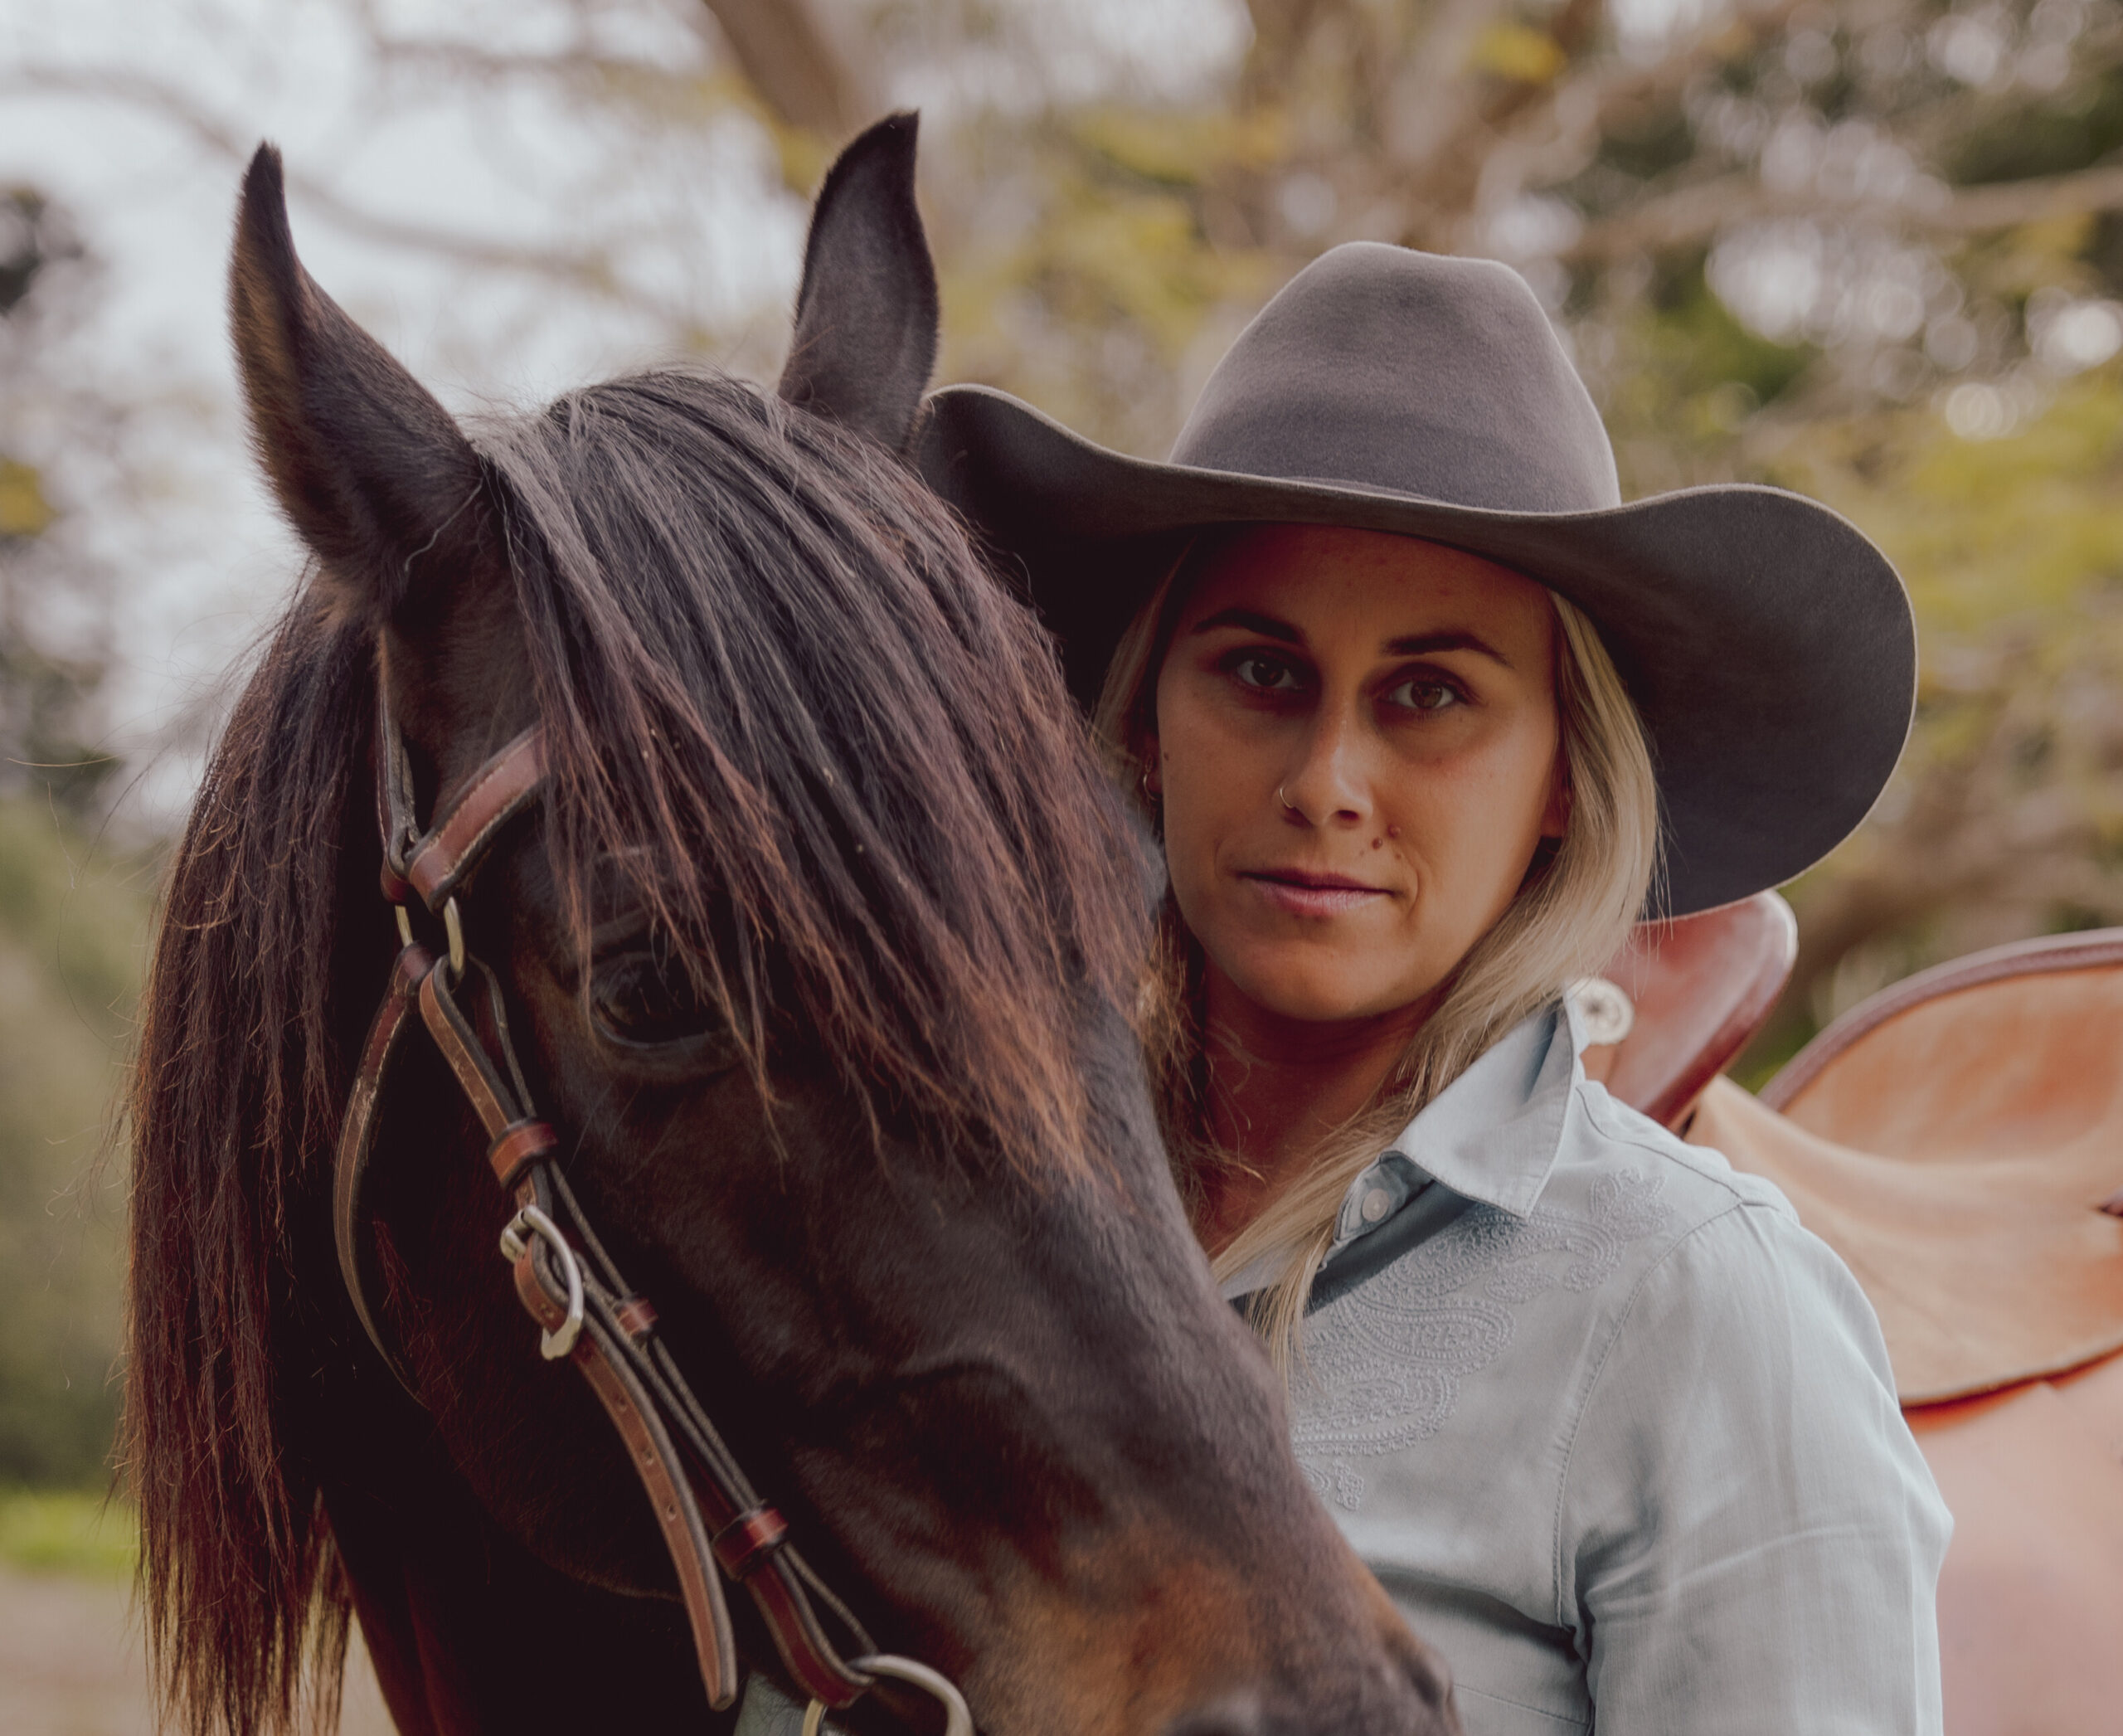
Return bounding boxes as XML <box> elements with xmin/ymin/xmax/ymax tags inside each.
<box><xmin>1277</xmin><ymin>708</ymin><xmax>1370</xmax><ymax>827</ymax></box>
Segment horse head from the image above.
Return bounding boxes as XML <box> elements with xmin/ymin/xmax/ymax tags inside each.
<box><xmin>129</xmin><ymin>117</ymin><xmax>1455</xmax><ymax>1736</ymax></box>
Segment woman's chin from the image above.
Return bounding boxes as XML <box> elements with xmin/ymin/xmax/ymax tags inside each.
<box><xmin>1217</xmin><ymin>951</ymin><xmax>1437</xmax><ymax>1029</ymax></box>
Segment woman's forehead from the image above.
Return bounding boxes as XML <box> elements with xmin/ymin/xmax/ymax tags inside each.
<box><xmin>1177</xmin><ymin>523</ymin><xmax>1554</xmax><ymax>649</ymax></box>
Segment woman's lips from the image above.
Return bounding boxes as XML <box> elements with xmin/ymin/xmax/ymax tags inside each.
<box><xmin>1240</xmin><ymin>868</ymin><xmax>1392</xmax><ymax>918</ymax></box>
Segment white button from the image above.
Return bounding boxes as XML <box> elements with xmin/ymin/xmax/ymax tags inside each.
<box><xmin>1360</xmin><ymin>1187</ymin><xmax>1392</xmax><ymax>1223</ymax></box>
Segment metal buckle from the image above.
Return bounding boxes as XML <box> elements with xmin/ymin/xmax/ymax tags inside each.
<box><xmin>442</xmin><ymin>895</ymin><xmax>466</xmax><ymax>979</ymax></box>
<box><xmin>498</xmin><ymin>1204</ymin><xmax>585</xmax><ymax>1359</ymax></box>
<box><xmin>388</xmin><ymin>895</ymin><xmax>461</xmax><ymax>973</ymax></box>
<box><xmin>802</xmin><ymin>1655</ymin><xmax>972</xmax><ymax>1736</ymax></box>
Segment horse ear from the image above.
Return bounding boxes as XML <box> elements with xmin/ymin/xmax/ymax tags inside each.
<box><xmin>777</xmin><ymin>112</ymin><xmax>940</xmax><ymax>453</ymax></box>
<box><xmin>229</xmin><ymin>144</ymin><xmax>489</xmax><ymax>624</ymax></box>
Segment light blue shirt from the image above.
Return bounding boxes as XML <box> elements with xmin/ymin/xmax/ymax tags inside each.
<box><xmin>1259</xmin><ymin>999</ymin><xmax>1951</xmax><ymax>1734</ymax></box>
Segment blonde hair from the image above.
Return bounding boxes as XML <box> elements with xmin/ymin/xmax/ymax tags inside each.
<box><xmin>1094</xmin><ymin>536</ymin><xmax>1661</xmax><ymax>1375</ymax></box>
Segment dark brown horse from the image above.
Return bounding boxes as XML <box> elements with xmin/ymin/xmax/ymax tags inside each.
<box><xmin>123</xmin><ymin>119</ymin><xmax>1455</xmax><ymax>1736</ymax></box>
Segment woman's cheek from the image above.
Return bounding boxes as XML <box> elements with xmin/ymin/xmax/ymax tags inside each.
<box><xmin>1153</xmin><ymin>773</ymin><xmax>1221</xmax><ymax>930</ymax></box>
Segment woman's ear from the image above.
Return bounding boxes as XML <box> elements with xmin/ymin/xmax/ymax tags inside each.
<box><xmin>1142</xmin><ymin>733</ymin><xmax>1162</xmax><ymax>798</ymax></box>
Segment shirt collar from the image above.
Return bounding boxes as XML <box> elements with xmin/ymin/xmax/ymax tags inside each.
<box><xmin>1222</xmin><ymin>996</ymin><xmax>1587</xmax><ymax>1297</ymax></box>
<box><xmin>1375</xmin><ymin>995</ymin><xmax>1583</xmax><ymax>1222</ymax></box>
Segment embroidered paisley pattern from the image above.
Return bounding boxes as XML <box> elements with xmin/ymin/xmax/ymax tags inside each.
<box><xmin>1291</xmin><ymin>1169</ymin><xmax>1671</xmax><ymax>1510</ymax></box>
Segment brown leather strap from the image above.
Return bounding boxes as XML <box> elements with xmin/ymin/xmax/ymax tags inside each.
<box><xmin>427</xmin><ymin>960</ymin><xmax>870</xmax><ymax>1705</ymax></box>
<box><xmin>418</xmin><ymin>966</ymin><xmax>519</xmax><ymax>1140</ymax></box>
<box><xmin>405</xmin><ymin>730</ymin><xmax>546</xmax><ymax>911</ymax></box>
<box><xmin>354</xmin><ymin>682</ymin><xmax>882</xmax><ymax>1719</ymax></box>
<box><xmin>574</xmin><ymin>1337</ymin><xmax>741</xmax><ymax>1708</ymax></box>
<box><xmin>487</xmin><ymin>1119</ymin><xmax>559</xmax><ymax>1190</ymax></box>
<box><xmin>712</xmin><ymin>1509</ymin><xmax>789</xmax><ymax>1581</ymax></box>
<box><xmin>505</xmin><ymin>1206</ymin><xmax>868</xmax><ymax>1707</ymax></box>
<box><xmin>511</xmin><ymin>1246</ymin><xmax>739</xmax><ymax>1708</ymax></box>
<box><xmin>614</xmin><ymin>1296</ymin><xmax>659</xmax><ymax>1340</ymax></box>
<box><xmin>333</xmin><ymin>943</ymin><xmax>438</xmax><ymax>1382</ymax></box>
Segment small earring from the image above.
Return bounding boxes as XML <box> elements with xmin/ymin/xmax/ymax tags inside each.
<box><xmin>1140</xmin><ymin>768</ymin><xmax>1159</xmax><ymax>802</ymax></box>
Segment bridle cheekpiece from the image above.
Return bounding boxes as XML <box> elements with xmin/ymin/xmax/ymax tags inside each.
<box><xmin>331</xmin><ymin>682</ymin><xmax>972</xmax><ymax>1734</ymax></box>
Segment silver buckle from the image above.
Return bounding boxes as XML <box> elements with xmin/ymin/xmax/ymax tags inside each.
<box><xmin>803</xmin><ymin>1655</ymin><xmax>972</xmax><ymax>1736</ymax></box>
<box><xmin>498</xmin><ymin>1204</ymin><xmax>585</xmax><ymax>1359</ymax></box>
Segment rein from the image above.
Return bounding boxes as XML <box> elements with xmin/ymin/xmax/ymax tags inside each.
<box><xmin>332</xmin><ymin>693</ymin><xmax>973</xmax><ymax>1736</ymax></box>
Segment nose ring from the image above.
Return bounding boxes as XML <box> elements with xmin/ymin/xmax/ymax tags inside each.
<box><xmin>1277</xmin><ymin>784</ymin><xmax>1299</xmax><ymax>813</ymax></box>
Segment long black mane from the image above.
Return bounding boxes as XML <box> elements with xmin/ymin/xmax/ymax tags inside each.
<box><xmin>127</xmin><ymin>366</ymin><xmax>1150</xmax><ymax>1734</ymax></box>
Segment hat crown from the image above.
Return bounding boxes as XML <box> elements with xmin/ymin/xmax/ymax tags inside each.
<box><xmin>1171</xmin><ymin>244</ymin><xmax>1621</xmax><ymax>515</ymax></box>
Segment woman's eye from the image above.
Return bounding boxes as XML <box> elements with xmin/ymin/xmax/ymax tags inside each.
<box><xmin>589</xmin><ymin>950</ymin><xmax>725</xmax><ymax>1049</ymax></box>
<box><xmin>1228</xmin><ymin>653</ymin><xmax>1306</xmax><ymax>693</ymax></box>
<box><xmin>1386</xmin><ymin>675</ymin><xmax>1464</xmax><ymax>713</ymax></box>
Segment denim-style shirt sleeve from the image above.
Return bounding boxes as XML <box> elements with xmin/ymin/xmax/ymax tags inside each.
<box><xmin>1561</xmin><ymin>1186</ymin><xmax>1950</xmax><ymax>1734</ymax></box>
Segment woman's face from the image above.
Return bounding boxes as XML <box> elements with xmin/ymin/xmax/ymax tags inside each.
<box><xmin>1151</xmin><ymin>524</ymin><xmax>1567</xmax><ymax>1028</ymax></box>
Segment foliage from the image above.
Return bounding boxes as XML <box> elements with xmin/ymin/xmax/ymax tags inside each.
<box><xmin>0</xmin><ymin>1486</ymin><xmax>135</xmax><ymax>1576</ymax></box>
<box><xmin>0</xmin><ymin>5</ymin><xmax>2120</xmax><ymax>1509</ymax></box>
<box><xmin>803</xmin><ymin>0</ymin><xmax>2123</xmax><ymax>1043</ymax></box>
<box><xmin>0</xmin><ymin>187</ymin><xmax>117</xmax><ymax>816</ymax></box>
<box><xmin>1748</xmin><ymin>352</ymin><xmax>2123</xmax><ymax>1042</ymax></box>
<box><xmin>0</xmin><ymin>182</ymin><xmax>143</xmax><ymax>1490</ymax></box>
<box><xmin>17</xmin><ymin>2</ymin><xmax>2116</xmax><ymax>1038</ymax></box>
<box><xmin>0</xmin><ymin>795</ymin><xmax>145</xmax><ymax>1486</ymax></box>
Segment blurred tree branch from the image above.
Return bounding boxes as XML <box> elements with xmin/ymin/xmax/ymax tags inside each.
<box><xmin>1565</xmin><ymin>161</ymin><xmax>2123</xmax><ymax>263</ymax></box>
<box><xmin>0</xmin><ymin>64</ymin><xmax>696</xmax><ymax>323</ymax></box>
<box><xmin>692</xmin><ymin>0</ymin><xmax>870</xmax><ymax>135</ymax></box>
<box><xmin>10</xmin><ymin>0</ymin><xmax>2123</xmax><ymax>1063</ymax></box>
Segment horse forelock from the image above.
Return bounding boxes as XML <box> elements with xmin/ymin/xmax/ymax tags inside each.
<box><xmin>480</xmin><ymin>368</ymin><xmax>1153</xmax><ymax>1176</ymax></box>
<box><xmin>126</xmin><ymin>363</ymin><xmax>1154</xmax><ymax>1736</ymax></box>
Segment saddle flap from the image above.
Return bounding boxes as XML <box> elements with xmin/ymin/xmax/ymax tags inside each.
<box><xmin>1689</xmin><ymin>1074</ymin><xmax>2123</xmax><ymax>1403</ymax></box>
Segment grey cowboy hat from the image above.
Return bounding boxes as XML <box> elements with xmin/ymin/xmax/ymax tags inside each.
<box><xmin>914</xmin><ymin>241</ymin><xmax>1916</xmax><ymax>917</ymax></box>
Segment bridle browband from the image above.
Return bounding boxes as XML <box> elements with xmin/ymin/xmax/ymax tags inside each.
<box><xmin>333</xmin><ymin>688</ymin><xmax>972</xmax><ymax>1736</ymax></box>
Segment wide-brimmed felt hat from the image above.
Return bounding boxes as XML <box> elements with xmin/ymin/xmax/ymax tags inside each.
<box><xmin>913</xmin><ymin>242</ymin><xmax>1915</xmax><ymax>917</ymax></box>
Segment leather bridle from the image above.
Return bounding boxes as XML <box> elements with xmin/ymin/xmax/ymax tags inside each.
<box><xmin>333</xmin><ymin>688</ymin><xmax>973</xmax><ymax>1735</ymax></box>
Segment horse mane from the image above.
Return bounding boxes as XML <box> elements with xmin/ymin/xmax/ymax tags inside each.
<box><xmin>125</xmin><ymin>367</ymin><xmax>1151</xmax><ymax>1735</ymax></box>
<box><xmin>126</xmin><ymin>592</ymin><xmax>372</xmax><ymax>1736</ymax></box>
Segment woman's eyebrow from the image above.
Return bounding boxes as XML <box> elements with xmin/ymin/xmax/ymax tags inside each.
<box><xmin>1386</xmin><ymin>629</ymin><xmax>1512</xmax><ymax>668</ymax></box>
<box><xmin>1188</xmin><ymin>610</ymin><xmax>1512</xmax><ymax>669</ymax></box>
<box><xmin>1190</xmin><ymin>606</ymin><xmax>1302</xmax><ymax>643</ymax></box>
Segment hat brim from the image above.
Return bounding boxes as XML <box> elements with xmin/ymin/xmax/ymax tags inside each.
<box><xmin>916</xmin><ymin>384</ymin><xmax>1916</xmax><ymax>918</ymax></box>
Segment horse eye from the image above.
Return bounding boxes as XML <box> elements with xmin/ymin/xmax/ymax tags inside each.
<box><xmin>588</xmin><ymin>950</ymin><xmax>727</xmax><ymax>1052</ymax></box>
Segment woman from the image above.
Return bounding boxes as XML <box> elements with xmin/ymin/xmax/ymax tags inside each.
<box><xmin>916</xmin><ymin>245</ymin><xmax>1951</xmax><ymax>1733</ymax></box>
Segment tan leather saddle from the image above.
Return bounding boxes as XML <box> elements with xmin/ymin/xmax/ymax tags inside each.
<box><xmin>1691</xmin><ymin>930</ymin><xmax>2123</xmax><ymax>1404</ymax></box>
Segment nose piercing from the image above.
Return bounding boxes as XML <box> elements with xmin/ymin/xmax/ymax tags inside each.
<box><xmin>1278</xmin><ymin>785</ymin><xmax>1299</xmax><ymax>813</ymax></box>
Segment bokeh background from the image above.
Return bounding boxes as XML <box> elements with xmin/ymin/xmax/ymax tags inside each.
<box><xmin>2</xmin><ymin>0</ymin><xmax>2121</xmax><ymax>1724</ymax></box>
